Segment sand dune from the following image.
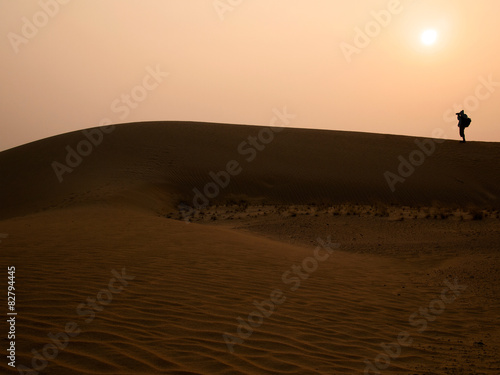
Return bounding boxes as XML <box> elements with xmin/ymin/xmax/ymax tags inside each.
<box><xmin>1</xmin><ymin>122</ymin><xmax>499</xmax><ymax>220</ymax></box>
<box><xmin>1</xmin><ymin>122</ymin><xmax>499</xmax><ymax>374</ymax></box>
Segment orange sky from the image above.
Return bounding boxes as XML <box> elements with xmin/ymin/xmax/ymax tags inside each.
<box><xmin>1</xmin><ymin>0</ymin><xmax>499</xmax><ymax>151</ymax></box>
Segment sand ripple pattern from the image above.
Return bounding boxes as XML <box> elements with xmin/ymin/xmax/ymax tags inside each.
<box><xmin>1</xmin><ymin>207</ymin><xmax>498</xmax><ymax>374</ymax></box>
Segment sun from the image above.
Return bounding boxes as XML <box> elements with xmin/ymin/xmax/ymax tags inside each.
<box><xmin>421</xmin><ymin>29</ymin><xmax>438</xmax><ymax>46</ymax></box>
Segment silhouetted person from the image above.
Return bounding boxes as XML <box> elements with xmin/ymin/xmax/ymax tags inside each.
<box><xmin>456</xmin><ymin>110</ymin><xmax>471</xmax><ymax>143</ymax></box>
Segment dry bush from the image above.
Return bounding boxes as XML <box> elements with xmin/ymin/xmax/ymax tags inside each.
<box><xmin>470</xmin><ymin>209</ymin><xmax>484</xmax><ymax>221</ymax></box>
<box><xmin>374</xmin><ymin>202</ymin><xmax>389</xmax><ymax>217</ymax></box>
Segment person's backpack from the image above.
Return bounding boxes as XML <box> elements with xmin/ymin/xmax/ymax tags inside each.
<box><xmin>463</xmin><ymin>115</ymin><xmax>472</xmax><ymax>127</ymax></box>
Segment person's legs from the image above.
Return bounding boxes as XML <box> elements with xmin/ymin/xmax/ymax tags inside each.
<box><xmin>459</xmin><ymin>126</ymin><xmax>466</xmax><ymax>142</ymax></box>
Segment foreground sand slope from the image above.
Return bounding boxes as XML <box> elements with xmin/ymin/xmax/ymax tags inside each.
<box><xmin>1</xmin><ymin>205</ymin><xmax>498</xmax><ymax>374</ymax></box>
<box><xmin>1</xmin><ymin>122</ymin><xmax>499</xmax><ymax>220</ymax></box>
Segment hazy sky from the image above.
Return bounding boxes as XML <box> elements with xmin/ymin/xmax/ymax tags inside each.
<box><xmin>1</xmin><ymin>0</ymin><xmax>499</xmax><ymax>151</ymax></box>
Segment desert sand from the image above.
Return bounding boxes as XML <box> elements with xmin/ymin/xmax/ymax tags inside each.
<box><xmin>0</xmin><ymin>121</ymin><xmax>499</xmax><ymax>374</ymax></box>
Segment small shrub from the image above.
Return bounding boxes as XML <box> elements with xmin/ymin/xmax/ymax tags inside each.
<box><xmin>471</xmin><ymin>210</ymin><xmax>484</xmax><ymax>221</ymax></box>
<box><xmin>375</xmin><ymin>203</ymin><xmax>389</xmax><ymax>217</ymax></box>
